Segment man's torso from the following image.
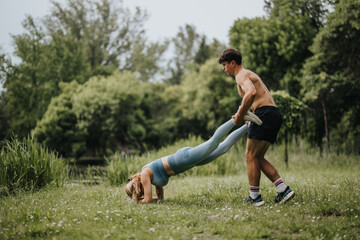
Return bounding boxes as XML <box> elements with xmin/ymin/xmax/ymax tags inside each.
<box><xmin>236</xmin><ymin>69</ymin><xmax>275</xmax><ymax>111</ymax></box>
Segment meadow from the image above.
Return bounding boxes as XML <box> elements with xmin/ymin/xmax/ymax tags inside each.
<box><xmin>0</xmin><ymin>138</ymin><xmax>359</xmax><ymax>239</ymax></box>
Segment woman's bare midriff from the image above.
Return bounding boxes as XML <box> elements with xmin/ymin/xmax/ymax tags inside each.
<box><xmin>162</xmin><ymin>157</ymin><xmax>175</xmax><ymax>176</ymax></box>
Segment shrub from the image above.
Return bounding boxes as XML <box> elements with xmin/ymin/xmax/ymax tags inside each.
<box><xmin>0</xmin><ymin>137</ymin><xmax>68</xmax><ymax>196</ymax></box>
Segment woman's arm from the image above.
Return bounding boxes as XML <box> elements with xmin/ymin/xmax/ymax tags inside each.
<box><xmin>154</xmin><ymin>186</ymin><xmax>164</xmax><ymax>201</ymax></box>
<box><xmin>140</xmin><ymin>170</ymin><xmax>153</xmax><ymax>203</ymax></box>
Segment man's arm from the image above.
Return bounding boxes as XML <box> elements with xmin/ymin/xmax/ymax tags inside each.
<box><xmin>233</xmin><ymin>78</ymin><xmax>256</xmax><ymax>126</ymax></box>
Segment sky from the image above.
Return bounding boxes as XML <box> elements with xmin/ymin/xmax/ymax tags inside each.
<box><xmin>0</xmin><ymin>0</ymin><xmax>266</xmax><ymax>54</ymax></box>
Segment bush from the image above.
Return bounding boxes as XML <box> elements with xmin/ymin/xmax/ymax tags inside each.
<box><xmin>0</xmin><ymin>137</ymin><xmax>68</xmax><ymax>196</ymax></box>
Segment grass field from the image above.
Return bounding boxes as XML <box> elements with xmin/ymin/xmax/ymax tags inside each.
<box><xmin>1</xmin><ymin>143</ymin><xmax>359</xmax><ymax>239</ymax></box>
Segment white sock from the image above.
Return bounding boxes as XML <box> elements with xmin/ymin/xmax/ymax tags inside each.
<box><xmin>274</xmin><ymin>177</ymin><xmax>287</xmax><ymax>193</ymax></box>
<box><xmin>250</xmin><ymin>185</ymin><xmax>260</xmax><ymax>199</ymax></box>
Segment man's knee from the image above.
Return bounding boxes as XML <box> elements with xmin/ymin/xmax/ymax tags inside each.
<box><xmin>246</xmin><ymin>151</ymin><xmax>260</xmax><ymax>164</ymax></box>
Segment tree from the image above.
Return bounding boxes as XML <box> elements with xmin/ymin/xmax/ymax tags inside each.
<box><xmin>2</xmin><ymin>16</ymin><xmax>53</xmax><ymax>137</ymax></box>
<box><xmin>264</xmin><ymin>0</ymin><xmax>330</xmax><ymax>30</ymax></box>
<box><xmin>34</xmin><ymin>71</ymin><xmax>146</xmax><ymax>157</ymax></box>
<box><xmin>126</xmin><ymin>39</ymin><xmax>169</xmax><ymax>82</ymax></box>
<box><xmin>230</xmin><ymin>17</ymin><xmax>281</xmax><ymax>90</ymax></box>
<box><xmin>0</xmin><ymin>54</ymin><xmax>10</xmax><ymax>139</ymax></box>
<box><xmin>180</xmin><ymin>59</ymin><xmax>240</xmax><ymax>138</ymax></box>
<box><xmin>32</xmin><ymin>81</ymin><xmax>85</xmax><ymax>158</ymax></box>
<box><xmin>300</xmin><ymin>0</ymin><xmax>360</xmax><ymax>153</ymax></box>
<box><xmin>138</xmin><ymin>82</ymin><xmax>184</xmax><ymax>148</ymax></box>
<box><xmin>72</xmin><ymin>71</ymin><xmax>146</xmax><ymax>156</ymax></box>
<box><xmin>230</xmin><ymin>0</ymin><xmax>329</xmax><ymax>96</ymax></box>
<box><xmin>1</xmin><ymin>0</ymin><xmax>160</xmax><ymax>139</ymax></box>
<box><xmin>194</xmin><ymin>37</ymin><xmax>227</xmax><ymax>66</ymax></box>
<box><xmin>166</xmin><ymin>24</ymin><xmax>201</xmax><ymax>85</ymax></box>
<box><xmin>47</xmin><ymin>0</ymin><xmax>149</xmax><ymax>74</ymax></box>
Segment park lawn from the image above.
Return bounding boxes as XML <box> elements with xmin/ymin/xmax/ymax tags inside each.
<box><xmin>1</xmin><ymin>158</ymin><xmax>359</xmax><ymax>240</ymax></box>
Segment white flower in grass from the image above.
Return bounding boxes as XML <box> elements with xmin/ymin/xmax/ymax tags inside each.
<box><xmin>97</xmin><ymin>211</ymin><xmax>102</xmax><ymax>214</ymax></box>
<box><xmin>94</xmin><ymin>218</ymin><xmax>99</xmax><ymax>221</ymax></box>
<box><xmin>149</xmin><ymin>228</ymin><xmax>155</xmax><ymax>232</ymax></box>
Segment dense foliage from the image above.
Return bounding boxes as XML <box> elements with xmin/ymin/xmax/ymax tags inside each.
<box><xmin>0</xmin><ymin>0</ymin><xmax>359</xmax><ymax>158</ymax></box>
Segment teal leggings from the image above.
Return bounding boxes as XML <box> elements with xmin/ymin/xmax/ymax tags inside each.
<box><xmin>168</xmin><ymin>119</ymin><xmax>248</xmax><ymax>174</ymax></box>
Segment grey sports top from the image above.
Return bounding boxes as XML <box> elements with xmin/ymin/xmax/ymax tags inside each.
<box><xmin>142</xmin><ymin>158</ymin><xmax>170</xmax><ymax>186</ymax></box>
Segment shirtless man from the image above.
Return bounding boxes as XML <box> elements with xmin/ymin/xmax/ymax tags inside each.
<box><xmin>218</xmin><ymin>48</ymin><xmax>294</xmax><ymax>206</ymax></box>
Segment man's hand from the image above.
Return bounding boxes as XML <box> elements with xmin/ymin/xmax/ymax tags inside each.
<box><xmin>232</xmin><ymin>112</ymin><xmax>245</xmax><ymax>126</ymax></box>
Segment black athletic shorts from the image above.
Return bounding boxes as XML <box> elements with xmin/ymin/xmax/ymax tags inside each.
<box><xmin>248</xmin><ymin>106</ymin><xmax>282</xmax><ymax>144</ymax></box>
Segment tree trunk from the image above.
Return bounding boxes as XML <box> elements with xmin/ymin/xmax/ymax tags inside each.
<box><xmin>292</xmin><ymin>133</ymin><xmax>297</xmax><ymax>148</ymax></box>
<box><xmin>284</xmin><ymin>129</ymin><xmax>288</xmax><ymax>167</ymax></box>
<box><xmin>322</xmin><ymin>99</ymin><xmax>330</xmax><ymax>151</ymax></box>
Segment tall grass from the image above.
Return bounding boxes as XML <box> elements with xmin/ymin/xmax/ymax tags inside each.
<box><xmin>0</xmin><ymin>137</ymin><xmax>68</xmax><ymax>196</ymax></box>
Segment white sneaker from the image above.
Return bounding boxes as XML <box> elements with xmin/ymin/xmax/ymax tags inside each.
<box><xmin>244</xmin><ymin>111</ymin><xmax>262</xmax><ymax>126</ymax></box>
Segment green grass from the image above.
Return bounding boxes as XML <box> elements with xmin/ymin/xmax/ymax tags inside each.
<box><xmin>1</xmin><ymin>142</ymin><xmax>359</xmax><ymax>239</ymax></box>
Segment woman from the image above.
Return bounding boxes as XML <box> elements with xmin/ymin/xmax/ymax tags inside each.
<box><xmin>125</xmin><ymin>111</ymin><xmax>262</xmax><ymax>203</ymax></box>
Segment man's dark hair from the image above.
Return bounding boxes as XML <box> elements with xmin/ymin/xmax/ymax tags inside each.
<box><xmin>218</xmin><ymin>48</ymin><xmax>242</xmax><ymax>65</ymax></box>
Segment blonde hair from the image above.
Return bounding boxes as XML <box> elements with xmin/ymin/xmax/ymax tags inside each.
<box><xmin>124</xmin><ymin>173</ymin><xmax>143</xmax><ymax>201</ymax></box>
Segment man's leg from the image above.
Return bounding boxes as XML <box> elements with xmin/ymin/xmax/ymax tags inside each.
<box><xmin>258</xmin><ymin>147</ymin><xmax>289</xmax><ymax>193</ymax></box>
<box><xmin>244</xmin><ymin>138</ymin><xmax>269</xmax><ymax>206</ymax></box>
<box><xmin>246</xmin><ymin>138</ymin><xmax>294</xmax><ymax>204</ymax></box>
<box><xmin>245</xmin><ymin>138</ymin><xmax>270</xmax><ymax>186</ymax></box>
<box><xmin>260</xmin><ymin>158</ymin><xmax>280</xmax><ymax>182</ymax></box>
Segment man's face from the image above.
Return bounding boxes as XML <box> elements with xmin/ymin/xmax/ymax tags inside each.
<box><xmin>221</xmin><ymin>61</ymin><xmax>235</xmax><ymax>75</ymax></box>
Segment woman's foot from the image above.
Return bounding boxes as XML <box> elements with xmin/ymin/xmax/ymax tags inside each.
<box><xmin>244</xmin><ymin>111</ymin><xmax>262</xmax><ymax>126</ymax></box>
